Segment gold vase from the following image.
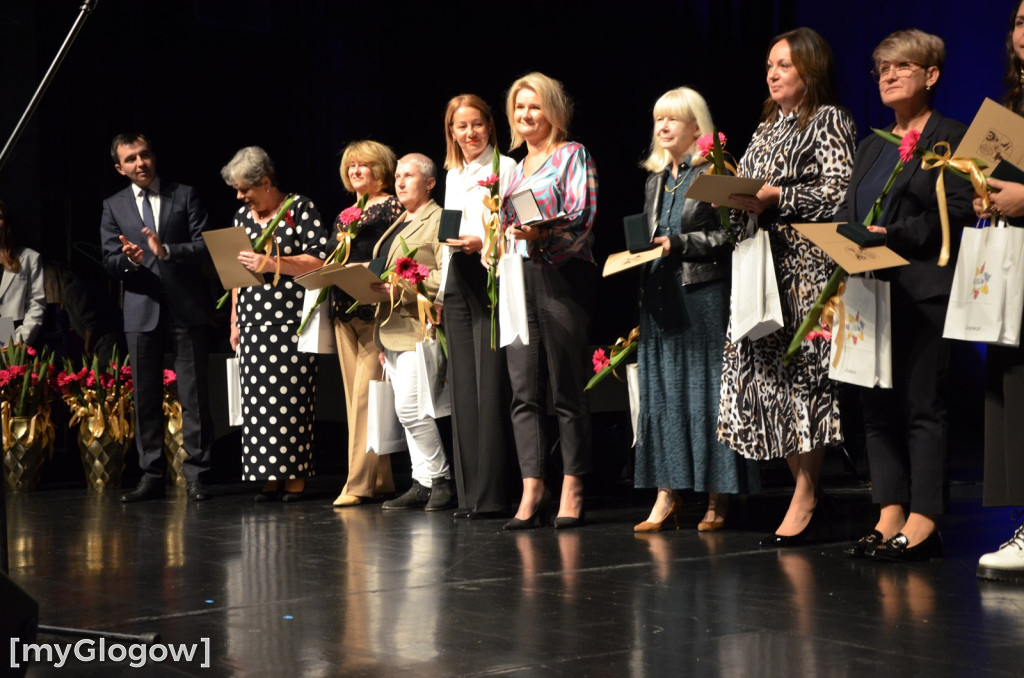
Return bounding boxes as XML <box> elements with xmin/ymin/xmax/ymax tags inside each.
<box><xmin>3</xmin><ymin>413</ymin><xmax>55</xmax><ymax>493</ymax></box>
<box><xmin>78</xmin><ymin>416</ymin><xmax>131</xmax><ymax>492</ymax></box>
<box><xmin>163</xmin><ymin>404</ymin><xmax>187</xmax><ymax>488</ymax></box>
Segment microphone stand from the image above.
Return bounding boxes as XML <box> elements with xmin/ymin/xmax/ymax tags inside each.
<box><xmin>0</xmin><ymin>0</ymin><xmax>159</xmax><ymax>655</ymax></box>
<box><xmin>0</xmin><ymin>0</ymin><xmax>98</xmax><ymax>172</ymax></box>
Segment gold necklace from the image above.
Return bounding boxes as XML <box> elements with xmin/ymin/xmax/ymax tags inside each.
<box><xmin>663</xmin><ymin>169</ymin><xmax>689</xmax><ymax>194</ymax></box>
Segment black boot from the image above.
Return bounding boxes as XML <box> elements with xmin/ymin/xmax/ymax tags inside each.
<box><xmin>424</xmin><ymin>477</ymin><xmax>455</xmax><ymax>511</ymax></box>
<box><xmin>382</xmin><ymin>481</ymin><xmax>431</xmax><ymax>510</ymax></box>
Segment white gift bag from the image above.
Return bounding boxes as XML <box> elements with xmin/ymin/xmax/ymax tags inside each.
<box><xmin>366</xmin><ymin>373</ymin><xmax>406</xmax><ymax>455</ymax></box>
<box><xmin>498</xmin><ymin>252</ymin><xmax>530</xmax><ymax>348</ymax></box>
<box><xmin>943</xmin><ymin>221</ymin><xmax>1024</xmax><ymax>347</ymax></box>
<box><xmin>415</xmin><ymin>338</ymin><xmax>451</xmax><ymax>419</ymax></box>
<box><xmin>829</xmin><ymin>276</ymin><xmax>892</xmax><ymax>389</ymax></box>
<box><xmin>296</xmin><ymin>289</ymin><xmax>337</xmax><ymax>354</ymax></box>
<box><xmin>626</xmin><ymin>363</ymin><xmax>640</xmax><ymax>447</ymax></box>
<box><xmin>730</xmin><ymin>229</ymin><xmax>784</xmax><ymax>342</ymax></box>
<box><xmin>226</xmin><ymin>356</ymin><xmax>243</xmax><ymax>427</ymax></box>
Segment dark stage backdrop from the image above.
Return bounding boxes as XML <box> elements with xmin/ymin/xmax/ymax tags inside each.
<box><xmin>0</xmin><ymin>0</ymin><xmax>1012</xmax><ymax>345</ymax></box>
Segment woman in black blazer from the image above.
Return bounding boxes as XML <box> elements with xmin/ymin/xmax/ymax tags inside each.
<box><xmin>840</xmin><ymin>29</ymin><xmax>974</xmax><ymax>562</ymax></box>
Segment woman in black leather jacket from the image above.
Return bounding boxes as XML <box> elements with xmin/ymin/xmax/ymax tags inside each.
<box><xmin>632</xmin><ymin>87</ymin><xmax>758</xmax><ymax>533</ymax></box>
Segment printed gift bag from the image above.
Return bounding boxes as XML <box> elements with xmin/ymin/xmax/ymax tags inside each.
<box><xmin>730</xmin><ymin>229</ymin><xmax>784</xmax><ymax>342</ymax></box>
<box><xmin>828</xmin><ymin>276</ymin><xmax>892</xmax><ymax>389</ymax></box>
<box><xmin>943</xmin><ymin>220</ymin><xmax>1024</xmax><ymax>347</ymax></box>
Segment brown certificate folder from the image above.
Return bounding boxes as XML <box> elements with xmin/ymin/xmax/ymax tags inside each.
<box><xmin>294</xmin><ymin>263</ymin><xmax>390</xmax><ymax>304</ymax></box>
<box><xmin>683</xmin><ymin>173</ymin><xmax>765</xmax><ymax>210</ymax></box>
<box><xmin>202</xmin><ymin>228</ymin><xmax>264</xmax><ymax>289</ymax></box>
<box><xmin>602</xmin><ymin>248</ymin><xmax>664</xmax><ymax>277</ymax></box>
<box><xmin>954</xmin><ymin>97</ymin><xmax>1024</xmax><ymax>173</ymax></box>
<box><xmin>790</xmin><ymin>222</ymin><xmax>909</xmax><ymax>274</ymax></box>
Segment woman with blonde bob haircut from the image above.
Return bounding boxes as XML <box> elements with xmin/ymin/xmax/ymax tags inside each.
<box><xmin>642</xmin><ymin>88</ymin><xmax>714</xmax><ymax>172</ymax></box>
<box><xmin>339</xmin><ymin>140</ymin><xmax>396</xmax><ymax>195</ymax></box>
<box><xmin>499</xmin><ymin>72</ymin><xmax>598</xmax><ymax>530</ymax></box>
<box><xmin>632</xmin><ymin>88</ymin><xmax>757</xmax><ymax>533</ymax></box>
<box><xmin>330</xmin><ymin>139</ymin><xmax>404</xmax><ymax>507</ymax></box>
<box><xmin>439</xmin><ymin>93</ymin><xmax>518</xmax><ymax>518</ymax></box>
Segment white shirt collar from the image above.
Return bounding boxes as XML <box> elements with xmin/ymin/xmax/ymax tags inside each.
<box><xmin>463</xmin><ymin>145</ymin><xmax>495</xmax><ymax>175</ymax></box>
<box><xmin>133</xmin><ymin>177</ymin><xmax>161</xmax><ymax>197</ymax></box>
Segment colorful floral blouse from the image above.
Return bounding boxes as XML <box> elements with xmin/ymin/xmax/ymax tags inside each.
<box><xmin>500</xmin><ymin>141</ymin><xmax>598</xmax><ymax>267</ymax></box>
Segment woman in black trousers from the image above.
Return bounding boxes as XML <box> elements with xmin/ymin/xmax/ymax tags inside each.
<box><xmin>840</xmin><ymin>29</ymin><xmax>974</xmax><ymax>561</ymax></box>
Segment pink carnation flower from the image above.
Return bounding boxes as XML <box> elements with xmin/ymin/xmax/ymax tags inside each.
<box><xmin>592</xmin><ymin>348</ymin><xmax>610</xmax><ymax>373</ymax></box>
<box><xmin>339</xmin><ymin>206</ymin><xmax>363</xmax><ymax>227</ymax></box>
<box><xmin>163</xmin><ymin>369</ymin><xmax>177</xmax><ymax>386</ymax></box>
<box><xmin>805</xmin><ymin>329</ymin><xmax>833</xmax><ymax>342</ymax></box>
<box><xmin>476</xmin><ymin>174</ymin><xmax>500</xmax><ymax>189</ymax></box>
<box><xmin>898</xmin><ymin>129</ymin><xmax>921</xmax><ymax>163</ymax></box>
<box><xmin>696</xmin><ymin>132</ymin><xmax>727</xmax><ymax>158</ymax></box>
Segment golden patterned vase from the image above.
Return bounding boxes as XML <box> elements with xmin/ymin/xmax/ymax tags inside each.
<box><xmin>77</xmin><ymin>417</ymin><xmax>131</xmax><ymax>492</ymax></box>
<box><xmin>163</xmin><ymin>406</ymin><xmax>187</xmax><ymax>488</ymax></box>
<box><xmin>3</xmin><ymin>414</ymin><xmax>55</xmax><ymax>493</ymax></box>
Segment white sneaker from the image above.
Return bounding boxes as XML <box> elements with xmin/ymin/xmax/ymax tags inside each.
<box><xmin>977</xmin><ymin>521</ymin><xmax>1024</xmax><ymax>583</ymax></box>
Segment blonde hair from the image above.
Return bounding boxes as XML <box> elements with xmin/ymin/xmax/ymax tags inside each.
<box><xmin>339</xmin><ymin>140</ymin><xmax>396</xmax><ymax>195</ymax></box>
<box><xmin>443</xmin><ymin>94</ymin><xmax>500</xmax><ymax>170</ymax></box>
<box><xmin>642</xmin><ymin>87</ymin><xmax>714</xmax><ymax>173</ymax></box>
<box><xmin>873</xmin><ymin>29</ymin><xmax>945</xmax><ymax>97</ymax></box>
<box><xmin>505</xmin><ymin>72</ymin><xmax>572</xmax><ymax>151</ymax></box>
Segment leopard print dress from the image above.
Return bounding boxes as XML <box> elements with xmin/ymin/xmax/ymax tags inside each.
<box><xmin>717</xmin><ymin>105</ymin><xmax>857</xmax><ymax>460</ymax></box>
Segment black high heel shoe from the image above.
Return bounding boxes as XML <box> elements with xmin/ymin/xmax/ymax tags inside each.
<box><xmin>553</xmin><ymin>509</ymin><xmax>586</xmax><ymax>530</ymax></box>
<box><xmin>503</xmin><ymin>490</ymin><xmax>552</xmax><ymax>531</ymax></box>
<box><xmin>759</xmin><ymin>499</ymin><xmax>831</xmax><ymax>548</ymax></box>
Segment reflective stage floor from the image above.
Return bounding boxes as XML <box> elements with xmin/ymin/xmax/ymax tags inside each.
<box><xmin>4</xmin><ymin>476</ymin><xmax>1024</xmax><ymax>677</ymax></box>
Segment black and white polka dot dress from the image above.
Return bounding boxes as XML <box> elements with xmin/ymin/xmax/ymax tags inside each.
<box><xmin>233</xmin><ymin>195</ymin><xmax>328</xmax><ymax>481</ymax></box>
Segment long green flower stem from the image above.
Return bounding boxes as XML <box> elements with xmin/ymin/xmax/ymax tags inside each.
<box><xmin>215</xmin><ymin>194</ymin><xmax>298</xmax><ymax>310</ymax></box>
<box><xmin>296</xmin><ymin>194</ymin><xmax>369</xmax><ymax>335</ymax></box>
<box><xmin>782</xmin><ymin>158</ymin><xmax>904</xmax><ymax>364</ymax></box>
<box><xmin>711</xmin><ymin>130</ymin><xmax>737</xmax><ymax>247</ymax></box>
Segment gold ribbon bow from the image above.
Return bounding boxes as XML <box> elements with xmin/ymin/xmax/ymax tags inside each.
<box><xmin>919</xmin><ymin>142</ymin><xmax>989</xmax><ymax>267</ymax></box>
<box><xmin>254</xmin><ymin>235</ymin><xmax>283</xmax><ymax>286</ymax></box>
<box><xmin>609</xmin><ymin>326</ymin><xmax>641</xmax><ymax>382</ymax></box>
<box><xmin>821</xmin><ymin>280</ymin><xmax>846</xmax><ymax>368</ymax></box>
<box><xmin>327</xmin><ymin>230</ymin><xmax>354</xmax><ymax>268</ymax></box>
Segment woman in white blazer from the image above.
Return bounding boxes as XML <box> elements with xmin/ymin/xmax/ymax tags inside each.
<box><xmin>0</xmin><ymin>200</ymin><xmax>46</xmax><ymax>346</ymax></box>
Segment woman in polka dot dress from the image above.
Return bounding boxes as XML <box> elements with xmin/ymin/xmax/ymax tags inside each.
<box><xmin>221</xmin><ymin>146</ymin><xmax>329</xmax><ymax>501</ymax></box>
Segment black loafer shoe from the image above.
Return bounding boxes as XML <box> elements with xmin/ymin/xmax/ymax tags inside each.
<box><xmin>844</xmin><ymin>530</ymin><xmax>883</xmax><ymax>558</ymax></box>
<box><xmin>872</xmin><ymin>531</ymin><xmax>944</xmax><ymax>562</ymax></box>
<box><xmin>452</xmin><ymin>509</ymin><xmax>473</xmax><ymax>519</ymax></box>
<box><xmin>121</xmin><ymin>478</ymin><xmax>166</xmax><ymax>503</ymax></box>
<box><xmin>186</xmin><ymin>481</ymin><xmax>210</xmax><ymax>502</ymax></box>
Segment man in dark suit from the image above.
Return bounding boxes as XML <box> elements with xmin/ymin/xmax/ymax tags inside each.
<box><xmin>100</xmin><ymin>132</ymin><xmax>214</xmax><ymax>502</ymax></box>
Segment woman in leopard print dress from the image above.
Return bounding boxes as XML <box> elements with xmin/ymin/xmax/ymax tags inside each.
<box><xmin>718</xmin><ymin>27</ymin><xmax>856</xmax><ymax>546</ymax></box>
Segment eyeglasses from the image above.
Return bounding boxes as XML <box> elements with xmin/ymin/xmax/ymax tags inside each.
<box><xmin>870</xmin><ymin>61</ymin><xmax>922</xmax><ymax>82</ymax></box>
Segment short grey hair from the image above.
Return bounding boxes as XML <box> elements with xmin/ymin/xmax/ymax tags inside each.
<box><xmin>220</xmin><ymin>146</ymin><xmax>277</xmax><ymax>187</ymax></box>
<box><xmin>397</xmin><ymin>153</ymin><xmax>436</xmax><ymax>181</ymax></box>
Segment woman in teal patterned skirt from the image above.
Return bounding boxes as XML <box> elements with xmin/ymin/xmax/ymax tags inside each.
<box><xmin>633</xmin><ymin>87</ymin><xmax>757</xmax><ymax>533</ymax></box>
